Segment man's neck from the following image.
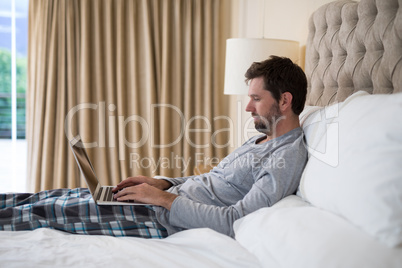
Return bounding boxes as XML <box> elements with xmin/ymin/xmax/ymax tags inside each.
<box><xmin>259</xmin><ymin>118</ymin><xmax>300</xmax><ymax>144</ymax></box>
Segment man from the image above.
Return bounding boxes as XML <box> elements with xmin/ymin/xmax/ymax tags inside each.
<box><xmin>0</xmin><ymin>56</ymin><xmax>308</xmax><ymax>238</ymax></box>
<box><xmin>112</xmin><ymin>56</ymin><xmax>308</xmax><ymax>237</ymax></box>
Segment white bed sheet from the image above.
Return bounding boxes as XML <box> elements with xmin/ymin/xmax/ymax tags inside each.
<box><xmin>0</xmin><ymin>228</ymin><xmax>261</xmax><ymax>268</ymax></box>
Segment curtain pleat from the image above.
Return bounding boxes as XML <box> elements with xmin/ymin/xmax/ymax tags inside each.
<box><xmin>27</xmin><ymin>0</ymin><xmax>232</xmax><ymax>192</ymax></box>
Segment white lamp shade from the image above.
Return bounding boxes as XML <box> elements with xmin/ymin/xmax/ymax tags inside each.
<box><xmin>224</xmin><ymin>38</ymin><xmax>299</xmax><ymax>95</ymax></box>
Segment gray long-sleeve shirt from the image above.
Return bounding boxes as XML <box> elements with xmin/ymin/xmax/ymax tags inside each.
<box><xmin>154</xmin><ymin>127</ymin><xmax>308</xmax><ymax>237</ymax></box>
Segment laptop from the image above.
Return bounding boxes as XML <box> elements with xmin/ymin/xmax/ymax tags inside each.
<box><xmin>69</xmin><ymin>135</ymin><xmax>148</xmax><ymax>205</ymax></box>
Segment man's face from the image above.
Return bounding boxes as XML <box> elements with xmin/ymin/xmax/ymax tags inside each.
<box><xmin>245</xmin><ymin>77</ymin><xmax>283</xmax><ymax>136</ymax></box>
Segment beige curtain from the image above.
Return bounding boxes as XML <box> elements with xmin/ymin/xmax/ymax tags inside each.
<box><xmin>27</xmin><ymin>0</ymin><xmax>232</xmax><ymax>192</ymax></box>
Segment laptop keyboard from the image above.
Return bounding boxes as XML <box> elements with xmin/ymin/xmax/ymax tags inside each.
<box><xmin>104</xmin><ymin>187</ymin><xmax>114</xmax><ymax>201</ymax></box>
<box><xmin>98</xmin><ymin>186</ymin><xmax>138</xmax><ymax>203</ymax></box>
<box><xmin>98</xmin><ymin>187</ymin><xmax>114</xmax><ymax>202</ymax></box>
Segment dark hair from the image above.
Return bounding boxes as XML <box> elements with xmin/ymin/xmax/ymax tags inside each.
<box><xmin>245</xmin><ymin>56</ymin><xmax>307</xmax><ymax>115</ymax></box>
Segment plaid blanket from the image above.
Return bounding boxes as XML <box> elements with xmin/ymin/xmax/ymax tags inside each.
<box><xmin>0</xmin><ymin>188</ymin><xmax>167</xmax><ymax>238</ymax></box>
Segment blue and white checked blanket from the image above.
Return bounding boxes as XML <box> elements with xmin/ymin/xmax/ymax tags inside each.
<box><xmin>0</xmin><ymin>188</ymin><xmax>167</xmax><ymax>238</ymax></box>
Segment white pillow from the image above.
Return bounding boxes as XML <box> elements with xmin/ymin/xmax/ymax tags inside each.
<box><xmin>299</xmin><ymin>102</ymin><xmax>342</xmax><ymax>167</ymax></box>
<box><xmin>234</xmin><ymin>197</ymin><xmax>402</xmax><ymax>268</ymax></box>
<box><xmin>299</xmin><ymin>91</ymin><xmax>402</xmax><ymax>247</ymax></box>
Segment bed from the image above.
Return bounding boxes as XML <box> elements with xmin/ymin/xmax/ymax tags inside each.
<box><xmin>1</xmin><ymin>0</ymin><xmax>402</xmax><ymax>267</ymax></box>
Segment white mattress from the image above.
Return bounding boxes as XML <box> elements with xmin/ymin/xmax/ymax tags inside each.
<box><xmin>2</xmin><ymin>194</ymin><xmax>401</xmax><ymax>268</ymax></box>
<box><xmin>0</xmin><ymin>227</ymin><xmax>261</xmax><ymax>268</ymax></box>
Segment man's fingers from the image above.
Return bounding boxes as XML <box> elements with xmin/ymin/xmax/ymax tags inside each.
<box><xmin>114</xmin><ymin>191</ymin><xmax>132</xmax><ymax>201</ymax></box>
<box><xmin>114</xmin><ymin>186</ymin><xmax>133</xmax><ymax>198</ymax></box>
<box><xmin>112</xmin><ymin>182</ymin><xmax>127</xmax><ymax>193</ymax></box>
<box><xmin>113</xmin><ymin>176</ymin><xmax>156</xmax><ymax>192</ymax></box>
<box><xmin>115</xmin><ymin>193</ymin><xmax>133</xmax><ymax>201</ymax></box>
<box><xmin>114</xmin><ymin>187</ymin><xmax>142</xmax><ymax>202</ymax></box>
<box><xmin>112</xmin><ymin>177</ymin><xmax>141</xmax><ymax>192</ymax></box>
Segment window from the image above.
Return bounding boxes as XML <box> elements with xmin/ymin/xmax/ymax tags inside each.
<box><xmin>0</xmin><ymin>0</ymin><xmax>29</xmax><ymax>192</ymax></box>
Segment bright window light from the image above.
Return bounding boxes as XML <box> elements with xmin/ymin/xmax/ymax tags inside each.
<box><xmin>0</xmin><ymin>0</ymin><xmax>29</xmax><ymax>192</ymax></box>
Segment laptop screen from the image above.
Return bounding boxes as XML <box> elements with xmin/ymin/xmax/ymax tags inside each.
<box><xmin>69</xmin><ymin>135</ymin><xmax>99</xmax><ymax>195</ymax></box>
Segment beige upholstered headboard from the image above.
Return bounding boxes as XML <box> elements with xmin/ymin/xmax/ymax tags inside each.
<box><xmin>305</xmin><ymin>0</ymin><xmax>402</xmax><ymax>106</ymax></box>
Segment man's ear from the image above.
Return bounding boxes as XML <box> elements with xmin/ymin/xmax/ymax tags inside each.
<box><xmin>279</xmin><ymin>92</ymin><xmax>293</xmax><ymax>112</ymax></box>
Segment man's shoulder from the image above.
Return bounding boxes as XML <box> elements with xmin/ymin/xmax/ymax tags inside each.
<box><xmin>272</xmin><ymin>129</ymin><xmax>308</xmax><ymax>165</ymax></box>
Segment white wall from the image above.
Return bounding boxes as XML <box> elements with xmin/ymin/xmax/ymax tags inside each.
<box><xmin>227</xmin><ymin>0</ymin><xmax>336</xmax><ymax>150</ymax></box>
<box><xmin>237</xmin><ymin>0</ymin><xmax>335</xmax><ymax>43</ymax></box>
<box><xmin>234</xmin><ymin>0</ymin><xmax>337</xmax><ymax>66</ymax></box>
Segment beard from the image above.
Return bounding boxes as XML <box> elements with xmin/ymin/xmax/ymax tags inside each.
<box><xmin>253</xmin><ymin>102</ymin><xmax>283</xmax><ymax>136</ymax></box>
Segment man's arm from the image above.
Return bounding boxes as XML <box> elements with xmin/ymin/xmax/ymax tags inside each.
<box><xmin>166</xmin><ymin>173</ymin><xmax>282</xmax><ymax>237</ymax></box>
<box><xmin>166</xmin><ymin>141</ymin><xmax>308</xmax><ymax>237</ymax></box>
<box><xmin>113</xmin><ymin>182</ymin><xmax>178</xmax><ymax>210</ymax></box>
<box><xmin>112</xmin><ymin>175</ymin><xmax>197</xmax><ymax>209</ymax></box>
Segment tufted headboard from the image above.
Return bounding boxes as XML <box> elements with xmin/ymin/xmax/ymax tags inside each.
<box><xmin>305</xmin><ymin>0</ymin><xmax>402</xmax><ymax>106</ymax></box>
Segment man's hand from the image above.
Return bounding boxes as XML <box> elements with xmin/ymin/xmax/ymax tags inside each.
<box><xmin>112</xmin><ymin>176</ymin><xmax>172</xmax><ymax>192</ymax></box>
<box><xmin>113</xmin><ymin>183</ymin><xmax>177</xmax><ymax>210</ymax></box>
<box><xmin>112</xmin><ymin>176</ymin><xmax>176</xmax><ymax>210</ymax></box>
